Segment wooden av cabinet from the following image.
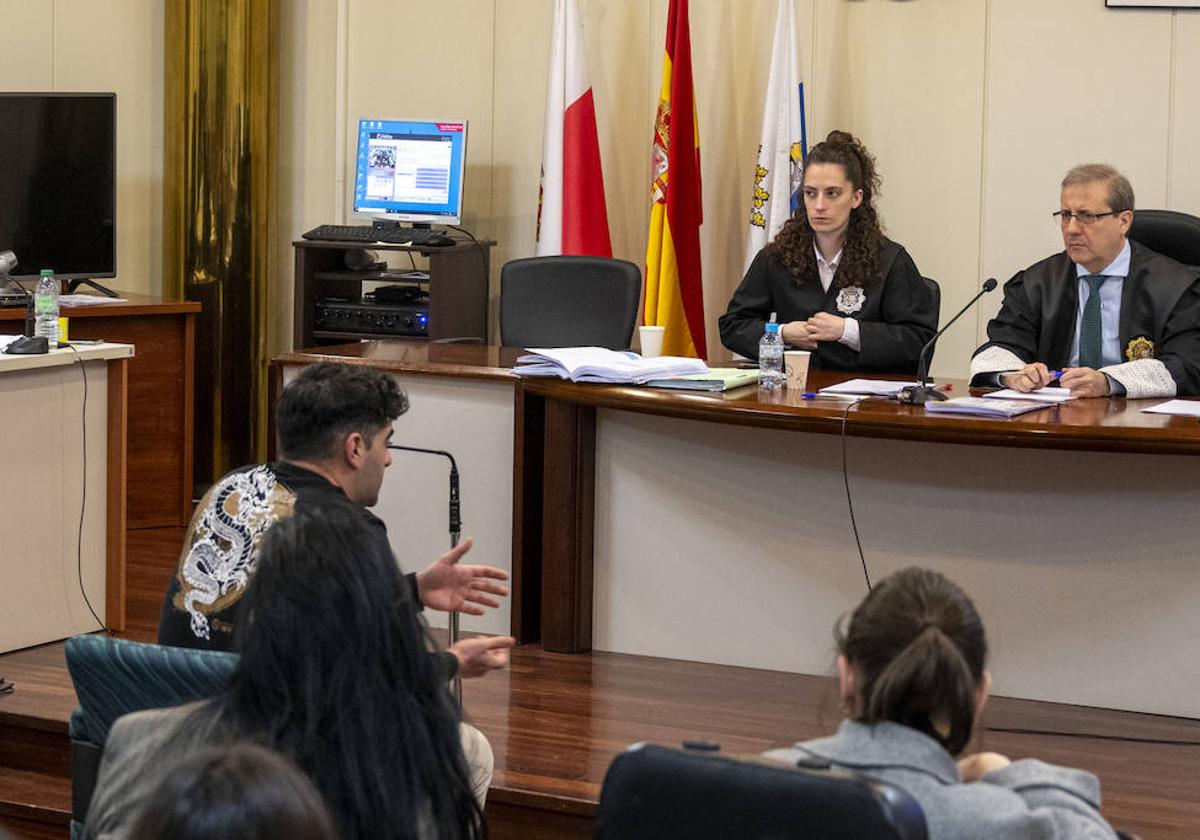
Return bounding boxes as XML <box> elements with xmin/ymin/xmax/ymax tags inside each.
<box><xmin>292</xmin><ymin>238</ymin><xmax>492</xmax><ymax>348</ymax></box>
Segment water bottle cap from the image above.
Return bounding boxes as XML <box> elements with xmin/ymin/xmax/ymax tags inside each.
<box><xmin>764</xmin><ymin>322</ymin><xmax>780</xmax><ymax>333</ymax></box>
<box><xmin>40</xmin><ymin>269</ymin><xmax>53</xmax><ymax>276</ymax></box>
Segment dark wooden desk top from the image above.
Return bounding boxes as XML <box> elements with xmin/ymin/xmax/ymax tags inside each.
<box><xmin>272</xmin><ymin>340</ymin><xmax>1200</xmax><ymax>456</ymax></box>
<box><xmin>274</xmin><ymin>340</ymin><xmax>523</xmax><ymax>382</ymax></box>
<box><xmin>0</xmin><ymin>291</ymin><xmax>201</xmax><ymax>320</ymax></box>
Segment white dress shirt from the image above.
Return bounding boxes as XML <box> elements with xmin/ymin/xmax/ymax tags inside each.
<box><xmin>815</xmin><ymin>245</ymin><xmax>861</xmax><ymax>351</ymax></box>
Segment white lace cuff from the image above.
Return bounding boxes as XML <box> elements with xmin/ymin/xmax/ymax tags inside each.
<box><xmin>970</xmin><ymin>345</ymin><xmax>1025</xmax><ymax>376</ymax></box>
<box><xmin>839</xmin><ymin>318</ymin><xmax>861</xmax><ymax>352</ymax></box>
<box><xmin>1100</xmin><ymin>359</ymin><xmax>1176</xmax><ymax>399</ymax></box>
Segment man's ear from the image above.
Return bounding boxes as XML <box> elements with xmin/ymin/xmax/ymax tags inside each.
<box><xmin>1118</xmin><ymin>209</ymin><xmax>1134</xmax><ymax>236</ymax></box>
<box><xmin>343</xmin><ymin>432</ymin><xmax>366</xmax><ymax>468</ymax></box>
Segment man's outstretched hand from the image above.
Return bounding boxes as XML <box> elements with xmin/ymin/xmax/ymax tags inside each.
<box><xmin>450</xmin><ymin>635</ymin><xmax>516</xmax><ymax>678</ymax></box>
<box><xmin>417</xmin><ymin>537</ymin><xmax>510</xmax><ymax>615</ymax></box>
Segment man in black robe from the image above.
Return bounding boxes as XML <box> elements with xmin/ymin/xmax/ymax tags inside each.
<box><xmin>971</xmin><ymin>164</ymin><xmax>1200</xmax><ymax>398</ymax></box>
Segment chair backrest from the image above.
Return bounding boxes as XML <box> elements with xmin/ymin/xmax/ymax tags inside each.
<box><xmin>1127</xmin><ymin>209</ymin><xmax>1200</xmax><ymax>267</ymax></box>
<box><xmin>65</xmin><ymin>634</ymin><xmax>238</xmax><ymax>834</ymax></box>
<box><xmin>500</xmin><ymin>256</ymin><xmax>641</xmax><ymax>349</ymax></box>
<box><xmin>593</xmin><ymin>743</ymin><xmax>928</xmax><ymax>840</ymax></box>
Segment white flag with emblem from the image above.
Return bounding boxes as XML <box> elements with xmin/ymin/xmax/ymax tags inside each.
<box><xmin>743</xmin><ymin>0</ymin><xmax>806</xmax><ymax>273</ymax></box>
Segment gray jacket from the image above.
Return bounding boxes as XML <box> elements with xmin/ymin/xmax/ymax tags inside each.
<box><xmin>765</xmin><ymin>720</ymin><xmax>1117</xmax><ymax>840</ymax></box>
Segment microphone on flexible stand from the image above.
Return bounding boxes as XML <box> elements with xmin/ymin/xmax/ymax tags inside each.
<box><xmin>898</xmin><ymin>277</ymin><xmax>998</xmax><ymax>405</ymax></box>
<box><xmin>387</xmin><ymin>443</ymin><xmax>464</xmax><ymax>706</ymax></box>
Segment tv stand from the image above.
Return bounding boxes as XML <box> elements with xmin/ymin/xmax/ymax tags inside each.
<box><xmin>66</xmin><ymin>278</ymin><xmax>120</xmax><ymax>297</ymax></box>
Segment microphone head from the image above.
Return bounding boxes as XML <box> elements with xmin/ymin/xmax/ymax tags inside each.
<box><xmin>982</xmin><ymin>277</ymin><xmax>998</xmax><ymax>292</ymax></box>
<box><xmin>0</xmin><ymin>250</ymin><xmax>16</xmax><ymax>275</ymax></box>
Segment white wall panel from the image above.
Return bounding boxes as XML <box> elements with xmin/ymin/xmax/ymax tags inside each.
<box><xmin>979</xmin><ymin>0</ymin><xmax>1174</xmax><ymax>348</ymax></box>
<box><xmin>1169</xmin><ymin>12</ymin><xmax>1200</xmax><ymax>213</ymax></box>
<box><xmin>813</xmin><ymin>0</ymin><xmax>986</xmax><ymax>377</ymax></box>
<box><xmin>56</xmin><ymin>0</ymin><xmax>163</xmax><ymax>297</ymax></box>
<box><xmin>0</xmin><ymin>1</ymin><xmax>54</xmax><ymax>88</ymax></box>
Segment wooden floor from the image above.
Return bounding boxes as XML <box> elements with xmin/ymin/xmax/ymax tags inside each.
<box><xmin>1</xmin><ymin>527</ymin><xmax>1198</xmax><ymax>839</ymax></box>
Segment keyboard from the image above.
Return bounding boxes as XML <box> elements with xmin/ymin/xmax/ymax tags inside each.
<box><xmin>302</xmin><ymin>224</ymin><xmax>455</xmax><ymax>246</ymax></box>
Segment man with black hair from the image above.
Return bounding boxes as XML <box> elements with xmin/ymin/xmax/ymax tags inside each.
<box><xmin>158</xmin><ymin>362</ymin><xmax>514</xmax><ymax>680</ymax></box>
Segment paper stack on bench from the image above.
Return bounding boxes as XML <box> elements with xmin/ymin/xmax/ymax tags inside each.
<box><xmin>513</xmin><ymin>347</ymin><xmax>708</xmax><ymax>384</ymax></box>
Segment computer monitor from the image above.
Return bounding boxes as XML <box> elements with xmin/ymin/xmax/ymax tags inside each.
<box><xmin>352</xmin><ymin>118</ymin><xmax>468</xmax><ymax>226</ymax></box>
<box><xmin>0</xmin><ymin>92</ymin><xmax>117</xmax><ymax>284</ymax></box>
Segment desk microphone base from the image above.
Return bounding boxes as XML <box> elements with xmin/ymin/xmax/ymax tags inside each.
<box><xmin>897</xmin><ymin>384</ymin><xmax>947</xmax><ymax>405</ymax></box>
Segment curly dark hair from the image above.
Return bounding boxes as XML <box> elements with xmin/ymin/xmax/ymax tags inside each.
<box><xmin>766</xmin><ymin>130</ymin><xmax>885</xmax><ymax>290</ymax></box>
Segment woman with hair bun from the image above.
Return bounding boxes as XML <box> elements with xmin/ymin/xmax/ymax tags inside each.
<box><xmin>766</xmin><ymin>568</ymin><xmax>1118</xmax><ymax>839</ymax></box>
<box><xmin>719</xmin><ymin>131</ymin><xmax>937</xmax><ymax>373</ymax></box>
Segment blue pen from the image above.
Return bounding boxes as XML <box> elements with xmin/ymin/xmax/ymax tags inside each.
<box><xmin>1049</xmin><ymin>369</ymin><xmax>1063</xmax><ymax>378</ymax></box>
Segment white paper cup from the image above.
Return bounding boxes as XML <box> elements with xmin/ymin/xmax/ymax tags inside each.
<box><xmin>639</xmin><ymin>325</ymin><xmax>666</xmax><ymax>358</ymax></box>
<box><xmin>785</xmin><ymin>350</ymin><xmax>811</xmax><ymax>391</ymax></box>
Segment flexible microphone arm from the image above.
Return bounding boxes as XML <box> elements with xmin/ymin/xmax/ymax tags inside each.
<box><xmin>899</xmin><ymin>277</ymin><xmax>998</xmax><ymax>405</ymax></box>
<box><xmin>387</xmin><ymin>443</ymin><xmax>463</xmax><ymax>706</ymax></box>
<box><xmin>387</xmin><ymin>444</ymin><xmax>460</xmax><ymax>537</ymax></box>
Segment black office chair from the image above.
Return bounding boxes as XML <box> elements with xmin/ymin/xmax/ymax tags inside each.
<box><xmin>65</xmin><ymin>634</ymin><xmax>238</xmax><ymax>838</ymax></box>
<box><xmin>500</xmin><ymin>255</ymin><xmax>641</xmax><ymax>349</ymax></box>
<box><xmin>1127</xmin><ymin>209</ymin><xmax>1200</xmax><ymax>267</ymax></box>
<box><xmin>593</xmin><ymin>742</ymin><xmax>927</xmax><ymax>840</ymax></box>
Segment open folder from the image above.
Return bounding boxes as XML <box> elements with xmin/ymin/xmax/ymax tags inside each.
<box><xmin>512</xmin><ymin>347</ymin><xmax>708</xmax><ymax>383</ymax></box>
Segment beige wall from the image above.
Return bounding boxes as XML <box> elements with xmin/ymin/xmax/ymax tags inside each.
<box><xmin>0</xmin><ymin>0</ymin><xmax>163</xmax><ymax>297</ymax></box>
<box><xmin>273</xmin><ymin>0</ymin><xmax>1200</xmax><ymax>374</ymax></box>
<box><xmin>2</xmin><ymin>1</ymin><xmax>1197</xmax><ymax>375</ymax></box>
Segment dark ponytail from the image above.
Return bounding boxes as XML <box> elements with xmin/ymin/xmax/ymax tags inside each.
<box><xmin>767</xmin><ymin>129</ymin><xmax>885</xmax><ymax>290</ymax></box>
<box><xmin>836</xmin><ymin>568</ymin><xmax>986</xmax><ymax>756</ymax></box>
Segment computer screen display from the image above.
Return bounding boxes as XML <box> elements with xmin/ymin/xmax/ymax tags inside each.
<box><xmin>0</xmin><ymin>92</ymin><xmax>116</xmax><ymax>282</ymax></box>
<box><xmin>353</xmin><ymin>119</ymin><xmax>468</xmax><ymax>225</ymax></box>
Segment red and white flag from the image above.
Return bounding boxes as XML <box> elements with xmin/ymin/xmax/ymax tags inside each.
<box><xmin>536</xmin><ymin>0</ymin><xmax>612</xmax><ymax>257</ymax></box>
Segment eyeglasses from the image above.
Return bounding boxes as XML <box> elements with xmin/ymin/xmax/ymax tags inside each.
<box><xmin>1052</xmin><ymin>210</ymin><xmax>1125</xmax><ymax>226</ymax></box>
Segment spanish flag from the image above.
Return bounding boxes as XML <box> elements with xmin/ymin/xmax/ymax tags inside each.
<box><xmin>644</xmin><ymin>0</ymin><xmax>706</xmax><ymax>359</ymax></box>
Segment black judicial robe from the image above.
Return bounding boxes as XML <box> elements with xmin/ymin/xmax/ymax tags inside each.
<box><xmin>718</xmin><ymin>238</ymin><xmax>937</xmax><ymax>374</ymax></box>
<box><xmin>972</xmin><ymin>240</ymin><xmax>1200</xmax><ymax>396</ymax></box>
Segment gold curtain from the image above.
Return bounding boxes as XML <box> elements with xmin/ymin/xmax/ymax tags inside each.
<box><xmin>164</xmin><ymin>0</ymin><xmax>275</xmax><ymax>486</ymax></box>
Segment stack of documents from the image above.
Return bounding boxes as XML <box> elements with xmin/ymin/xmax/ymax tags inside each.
<box><xmin>925</xmin><ymin>397</ymin><xmax>1050</xmax><ymax>418</ymax></box>
<box><xmin>983</xmin><ymin>387</ymin><xmax>1075</xmax><ymax>403</ymax></box>
<box><xmin>512</xmin><ymin>347</ymin><xmax>708</xmax><ymax>384</ymax></box>
<box><xmin>818</xmin><ymin>378</ymin><xmax>921</xmax><ymax>397</ymax></box>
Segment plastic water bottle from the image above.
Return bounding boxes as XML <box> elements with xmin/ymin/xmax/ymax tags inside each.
<box><xmin>759</xmin><ymin>318</ymin><xmax>785</xmax><ymax>390</ymax></box>
<box><xmin>34</xmin><ymin>269</ymin><xmax>59</xmax><ymax>345</ymax></box>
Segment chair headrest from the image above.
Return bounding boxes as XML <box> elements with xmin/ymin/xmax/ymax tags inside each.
<box><xmin>1128</xmin><ymin>209</ymin><xmax>1200</xmax><ymax>267</ymax></box>
<box><xmin>65</xmin><ymin>634</ymin><xmax>238</xmax><ymax>744</ymax></box>
<box><xmin>594</xmin><ymin>742</ymin><xmax>928</xmax><ymax>840</ymax></box>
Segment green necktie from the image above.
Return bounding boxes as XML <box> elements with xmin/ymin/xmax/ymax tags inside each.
<box><xmin>1078</xmin><ymin>274</ymin><xmax>1108</xmax><ymax>369</ymax></box>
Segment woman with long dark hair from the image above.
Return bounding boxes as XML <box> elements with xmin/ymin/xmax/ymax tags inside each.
<box><xmin>719</xmin><ymin>131</ymin><xmax>937</xmax><ymax>373</ymax></box>
<box><xmin>766</xmin><ymin>568</ymin><xmax>1117</xmax><ymax>838</ymax></box>
<box><xmin>86</xmin><ymin>503</ymin><xmax>488</xmax><ymax>840</ymax></box>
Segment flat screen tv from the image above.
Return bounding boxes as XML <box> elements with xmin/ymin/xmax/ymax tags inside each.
<box><xmin>352</xmin><ymin>118</ymin><xmax>467</xmax><ymax>226</ymax></box>
<box><xmin>0</xmin><ymin>92</ymin><xmax>117</xmax><ymax>284</ymax></box>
